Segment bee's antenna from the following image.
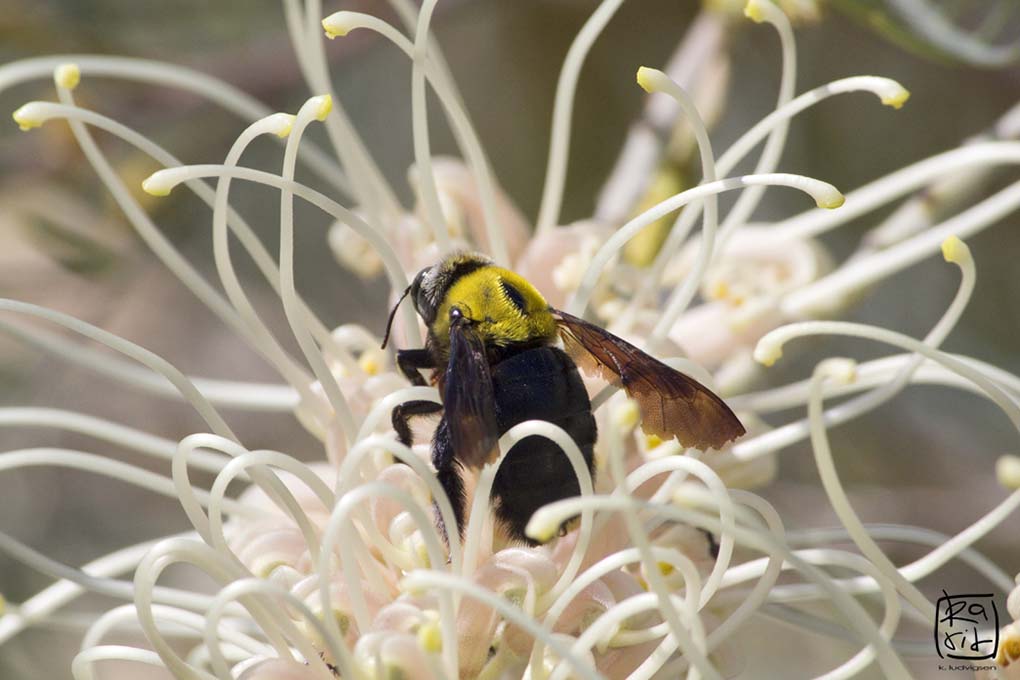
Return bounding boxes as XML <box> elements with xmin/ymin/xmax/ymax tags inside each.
<box><xmin>381</xmin><ymin>285</ymin><xmax>412</xmax><ymax>350</ymax></box>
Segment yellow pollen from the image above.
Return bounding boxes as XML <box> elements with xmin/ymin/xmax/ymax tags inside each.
<box><xmin>417</xmin><ymin>621</ymin><xmax>443</xmax><ymax>653</ymax></box>
<box><xmin>322</xmin><ymin>12</ymin><xmax>354</xmax><ymax>38</ymax></box>
<box><xmin>658</xmin><ymin>561</ymin><xmax>674</xmax><ymax>576</ymax></box>
<box><xmin>275</xmin><ymin>114</ymin><xmax>295</xmax><ymax>138</ymax></box>
<box><xmin>941</xmin><ymin>235</ymin><xmax>971</xmax><ymax>265</ymax></box>
<box><xmin>998</xmin><ymin>634</ymin><xmax>1020</xmax><ymax>665</ymax></box>
<box><xmin>881</xmin><ymin>89</ymin><xmax>911</xmax><ymax>110</ymax></box>
<box><xmin>359</xmin><ymin>354</ymin><xmax>381</xmax><ymax>376</ymax></box>
<box><xmin>708</xmin><ymin>280</ymin><xmax>730</xmax><ymax>301</ymax></box>
<box><xmin>54</xmin><ymin>63</ymin><xmax>81</xmax><ymax>91</ymax></box>
<box><xmin>754</xmin><ymin>343</ymin><xmax>783</xmax><ymax>367</ymax></box>
<box><xmin>12</xmin><ymin>104</ymin><xmax>42</xmax><ymax>131</ymax></box>
<box><xmin>525</xmin><ymin>511</ymin><xmax>559</xmax><ymax>544</ymax></box>
<box><xmin>645</xmin><ymin>434</ymin><xmax>663</xmax><ymax>450</ymax></box>
<box><xmin>744</xmin><ymin>0</ymin><xmax>766</xmax><ymax>23</ymax></box>
<box><xmin>635</xmin><ymin>66</ymin><xmax>657</xmax><ymax>93</ymax></box>
<box><xmin>141</xmin><ymin>175</ymin><xmax>172</xmax><ymax>197</ymax></box>
<box><xmin>818</xmin><ymin>192</ymin><xmax>846</xmax><ymax>210</ymax></box>
<box><xmin>315</xmin><ymin>95</ymin><xmax>333</xmax><ymax>121</ymax></box>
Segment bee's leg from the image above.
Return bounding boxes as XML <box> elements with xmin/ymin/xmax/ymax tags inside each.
<box><xmin>391</xmin><ymin>400</ymin><xmax>442</xmax><ymax>446</ymax></box>
<box><xmin>432</xmin><ymin>417</ymin><xmax>466</xmax><ymax>544</ymax></box>
<box><xmin>699</xmin><ymin>528</ymin><xmax>720</xmax><ymax>559</ymax></box>
<box><xmin>396</xmin><ymin>348</ymin><xmax>434</xmax><ymax>387</ymax></box>
<box><xmin>434</xmin><ymin>463</ymin><xmax>466</xmax><ymax>545</ymax></box>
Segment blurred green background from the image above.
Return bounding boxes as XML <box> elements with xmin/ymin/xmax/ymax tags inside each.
<box><xmin>1</xmin><ymin>1</ymin><xmax>1019</xmax><ymax>677</ymax></box>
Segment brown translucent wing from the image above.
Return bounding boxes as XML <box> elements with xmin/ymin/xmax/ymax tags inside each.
<box><xmin>552</xmin><ymin>309</ymin><xmax>745</xmax><ymax>450</ymax></box>
<box><xmin>444</xmin><ymin>319</ymin><xmax>499</xmax><ymax>468</ymax></box>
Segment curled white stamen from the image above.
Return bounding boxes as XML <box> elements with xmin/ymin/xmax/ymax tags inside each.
<box><xmin>0</xmin><ymin>300</ymin><xmax>234</xmax><ymax>439</ymax></box>
<box><xmin>753</xmin><ymin>321</ymin><xmax>1020</xmax><ymax>430</ymax></box>
<box><xmin>535</xmin><ymin>0</ymin><xmax>626</xmax><ymax>234</ymax></box>
<box><xmin>140</xmin><ymin>163</ymin><xmax>417</xmax><ymax>347</ymax></box>
<box><xmin>635</xmin><ymin>66</ymin><xmax>720</xmax><ymax>338</ymax></box>
<box><xmin>280</xmin><ymin>0</ymin><xmax>400</xmax><ymax>222</ymax></box>
<box><xmin>0</xmin><ymin>55</ymin><xmax>348</xmax><ymax>191</ymax></box>
<box><xmin>321</xmin><ymin>10</ymin><xmax>509</xmax><ymax>263</ymax></box>
<box><xmin>72</xmin><ymin>646</ymin><xmax>164</xmax><ymax>680</ymax></box>
<box><xmin>734</xmin><ymin>235</ymin><xmax>977</xmax><ymax>460</ymax></box>
<box><xmin>569</xmin><ymin>172</ymin><xmax>843</xmax><ymax>316</ymax></box>
<box><xmin>530</xmin><ymin>495</ymin><xmax>910</xmax><ymax>676</ymax></box>
<box><xmin>620</xmin><ymin>75</ymin><xmax>905</xmax><ymax>337</ymax></box>
<box><xmin>204</xmin><ymin>579</ymin><xmax>336</xmax><ymax>680</ymax></box>
<box><xmin>334</xmin><ymin>435</ymin><xmax>462</xmax><ymax>575</ymax></box>
<box><xmin>715</xmin><ymin>0</ymin><xmax>797</xmax><ymax>249</ymax></box>
<box><xmin>206</xmin><ymin>450</ymin><xmax>334</xmax><ymax>565</ymax></box>
<box><xmin>784</xmin><ymin>176</ymin><xmax>1020</xmax><ymax>316</ymax></box>
<box><xmin>409</xmin><ymin>0</ymin><xmax>451</xmax><ymax>254</ymax></box>
<box><xmin>807</xmin><ymin>359</ymin><xmax>936</xmax><ymax>621</ymax></box>
<box><xmin>401</xmin><ymin>570</ymin><xmax>602</xmax><ymax>680</ymax></box>
<box><xmin>277</xmin><ymin>95</ymin><xmax>361</xmax><ymax>449</ymax></box>
<box><xmin>319</xmin><ymin>481</ymin><xmax>458</xmax><ymax>675</ymax></box>
<box><xmin>4</xmin><ymin>100</ymin><xmax>338</xmax><ymax>394</ymax></box>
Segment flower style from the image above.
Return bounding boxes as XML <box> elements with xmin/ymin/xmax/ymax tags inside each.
<box><xmin>1</xmin><ymin>1</ymin><xmax>1020</xmax><ymax>679</ymax></box>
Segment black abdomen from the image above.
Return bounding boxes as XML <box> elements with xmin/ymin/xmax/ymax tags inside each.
<box><xmin>488</xmin><ymin>346</ymin><xmax>596</xmax><ymax>543</ymax></box>
<box><xmin>431</xmin><ymin>346</ymin><xmax>597</xmax><ymax>544</ymax></box>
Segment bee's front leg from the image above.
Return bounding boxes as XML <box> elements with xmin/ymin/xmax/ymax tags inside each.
<box><xmin>391</xmin><ymin>400</ymin><xmax>442</xmax><ymax>446</ymax></box>
<box><xmin>396</xmin><ymin>348</ymin><xmax>434</xmax><ymax>386</ymax></box>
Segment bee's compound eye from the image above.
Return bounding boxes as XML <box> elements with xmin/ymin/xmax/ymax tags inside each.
<box><xmin>410</xmin><ymin>269</ymin><xmax>427</xmax><ymax>313</ymax></box>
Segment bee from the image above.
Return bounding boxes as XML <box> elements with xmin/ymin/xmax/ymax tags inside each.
<box><xmin>381</xmin><ymin>252</ymin><xmax>745</xmax><ymax>545</ymax></box>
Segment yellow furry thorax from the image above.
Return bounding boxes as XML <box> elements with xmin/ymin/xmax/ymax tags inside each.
<box><xmin>431</xmin><ymin>266</ymin><xmax>558</xmax><ymax>351</ymax></box>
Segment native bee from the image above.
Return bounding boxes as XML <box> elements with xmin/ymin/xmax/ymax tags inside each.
<box><xmin>381</xmin><ymin>252</ymin><xmax>744</xmax><ymax>544</ymax></box>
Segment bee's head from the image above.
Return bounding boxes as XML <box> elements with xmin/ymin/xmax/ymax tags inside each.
<box><xmin>408</xmin><ymin>266</ymin><xmax>432</xmax><ymax>324</ymax></box>
<box><xmin>412</xmin><ymin>252</ymin><xmax>493</xmax><ymax>326</ymax></box>
<box><xmin>381</xmin><ymin>252</ymin><xmax>493</xmax><ymax>349</ymax></box>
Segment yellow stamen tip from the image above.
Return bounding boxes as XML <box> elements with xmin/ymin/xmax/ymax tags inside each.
<box><xmin>996</xmin><ymin>455</ymin><xmax>1020</xmax><ymax>490</ymax></box>
<box><xmin>753</xmin><ymin>342</ymin><xmax>782</xmax><ymax>367</ymax></box>
<box><xmin>941</xmin><ymin>235</ymin><xmax>971</xmax><ymax>266</ymax></box>
<box><xmin>322</xmin><ymin>11</ymin><xmax>354</xmax><ymax>38</ymax></box>
<box><xmin>636</xmin><ymin>66</ymin><xmax>657</xmax><ymax>93</ymax></box>
<box><xmin>818</xmin><ymin>192</ymin><xmax>846</xmax><ymax>210</ymax></box>
<box><xmin>881</xmin><ymin>89</ymin><xmax>910</xmax><ymax>110</ymax></box>
<box><xmin>359</xmin><ymin>355</ymin><xmax>381</xmax><ymax>376</ymax></box>
<box><xmin>417</xmin><ymin>621</ymin><xmax>442</xmax><ymax>653</ymax></box>
<box><xmin>708</xmin><ymin>280</ymin><xmax>730</xmax><ymax>301</ymax></box>
<box><xmin>273</xmin><ymin>113</ymin><xmax>295</xmax><ymax>138</ymax></box>
<box><xmin>54</xmin><ymin>63</ymin><xmax>81</xmax><ymax>91</ymax></box>
<box><xmin>524</xmin><ymin>510</ymin><xmax>559</xmax><ymax>544</ymax></box>
<box><xmin>141</xmin><ymin>173</ymin><xmax>173</xmax><ymax>197</ymax></box>
<box><xmin>315</xmin><ymin>95</ymin><xmax>333</xmax><ymax>121</ymax></box>
<box><xmin>12</xmin><ymin>104</ymin><xmax>43</xmax><ymax>131</ymax></box>
<box><xmin>744</xmin><ymin>0</ymin><xmax>766</xmax><ymax>23</ymax></box>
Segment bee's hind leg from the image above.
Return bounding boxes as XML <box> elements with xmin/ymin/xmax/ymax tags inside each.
<box><xmin>434</xmin><ymin>462</ymin><xmax>467</xmax><ymax>548</ymax></box>
<box><xmin>432</xmin><ymin>418</ymin><xmax>467</xmax><ymax>547</ymax></box>
<box><xmin>391</xmin><ymin>400</ymin><xmax>442</xmax><ymax>446</ymax></box>
<box><xmin>396</xmin><ymin>348</ymin><xmax>434</xmax><ymax>386</ymax></box>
